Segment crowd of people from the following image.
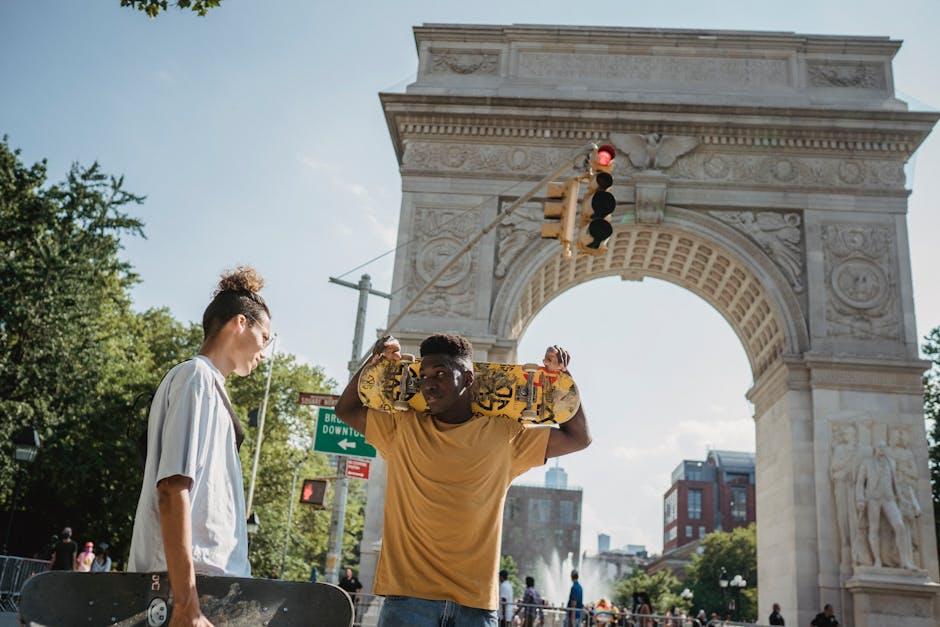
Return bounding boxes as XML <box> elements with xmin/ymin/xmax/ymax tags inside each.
<box><xmin>40</xmin><ymin>526</ymin><xmax>112</xmax><ymax>573</ymax></box>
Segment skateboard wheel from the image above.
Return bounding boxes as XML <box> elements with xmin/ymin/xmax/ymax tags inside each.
<box><xmin>393</xmin><ymin>400</ymin><xmax>411</xmax><ymax>411</ymax></box>
<box><xmin>522</xmin><ymin>363</ymin><xmax>540</xmax><ymax>373</ymax></box>
<box><xmin>521</xmin><ymin>408</ymin><xmax>537</xmax><ymax>419</ymax></box>
<box><xmin>148</xmin><ymin>597</ymin><xmax>169</xmax><ymax>626</ymax></box>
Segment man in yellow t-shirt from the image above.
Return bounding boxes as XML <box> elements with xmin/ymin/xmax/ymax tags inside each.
<box><xmin>335</xmin><ymin>333</ymin><xmax>592</xmax><ymax>627</ymax></box>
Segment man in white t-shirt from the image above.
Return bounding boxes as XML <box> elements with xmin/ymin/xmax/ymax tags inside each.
<box><xmin>128</xmin><ymin>268</ymin><xmax>272</xmax><ymax>627</ymax></box>
<box><xmin>499</xmin><ymin>569</ymin><xmax>515</xmax><ymax>627</ymax></box>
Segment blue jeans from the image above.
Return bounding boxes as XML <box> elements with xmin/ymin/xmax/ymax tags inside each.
<box><xmin>378</xmin><ymin>596</ymin><xmax>498</xmax><ymax>627</ymax></box>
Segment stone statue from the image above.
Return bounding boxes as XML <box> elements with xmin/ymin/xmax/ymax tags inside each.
<box><xmin>830</xmin><ymin>424</ymin><xmax>863</xmax><ymax>565</ymax></box>
<box><xmin>888</xmin><ymin>428</ymin><xmax>922</xmax><ymax>565</ymax></box>
<box><xmin>855</xmin><ymin>441</ymin><xmax>918</xmax><ymax>570</ymax></box>
<box><xmin>612</xmin><ymin>133</ymin><xmax>699</xmax><ymax>170</ymax></box>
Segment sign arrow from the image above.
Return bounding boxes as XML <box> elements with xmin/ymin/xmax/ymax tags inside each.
<box><xmin>338</xmin><ymin>439</ymin><xmax>356</xmax><ymax>451</ymax></box>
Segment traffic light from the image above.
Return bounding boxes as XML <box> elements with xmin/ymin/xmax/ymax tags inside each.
<box><xmin>300</xmin><ymin>479</ymin><xmax>328</xmax><ymax>508</ymax></box>
<box><xmin>577</xmin><ymin>144</ymin><xmax>617</xmax><ymax>255</ymax></box>
<box><xmin>540</xmin><ymin>177</ymin><xmax>581</xmax><ymax>259</ymax></box>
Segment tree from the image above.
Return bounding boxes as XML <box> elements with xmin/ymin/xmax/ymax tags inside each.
<box><xmin>120</xmin><ymin>0</ymin><xmax>223</xmax><ymax>17</ymax></box>
<box><xmin>227</xmin><ymin>353</ymin><xmax>367</xmax><ymax>581</ymax></box>
<box><xmin>923</xmin><ymin>326</ymin><xmax>940</xmax><ymax>554</ymax></box>
<box><xmin>612</xmin><ymin>568</ymin><xmax>684</xmax><ymax>615</ymax></box>
<box><xmin>685</xmin><ymin>524</ymin><xmax>758</xmax><ymax>621</ymax></box>
<box><xmin>500</xmin><ymin>554</ymin><xmax>523</xmax><ymax>599</ymax></box>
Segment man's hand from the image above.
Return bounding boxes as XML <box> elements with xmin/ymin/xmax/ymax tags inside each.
<box><xmin>169</xmin><ymin>595</ymin><xmax>213</xmax><ymax>627</ymax></box>
<box><xmin>368</xmin><ymin>335</ymin><xmax>402</xmax><ymax>365</ymax></box>
<box><xmin>543</xmin><ymin>345</ymin><xmax>571</xmax><ymax>373</ymax></box>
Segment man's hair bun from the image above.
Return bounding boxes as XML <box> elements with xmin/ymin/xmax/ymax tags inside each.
<box><xmin>215</xmin><ymin>265</ymin><xmax>265</xmax><ymax>297</ymax></box>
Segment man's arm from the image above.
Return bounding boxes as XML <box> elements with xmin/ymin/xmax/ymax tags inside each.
<box><xmin>335</xmin><ymin>336</ymin><xmax>400</xmax><ymax>435</ymax></box>
<box><xmin>547</xmin><ymin>404</ymin><xmax>591</xmax><ymax>458</ymax></box>
<box><xmin>158</xmin><ymin>475</ymin><xmax>212</xmax><ymax>627</ymax></box>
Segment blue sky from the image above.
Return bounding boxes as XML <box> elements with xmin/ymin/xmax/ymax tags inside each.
<box><xmin>3</xmin><ymin>1</ymin><xmax>939</xmax><ymax>572</ymax></box>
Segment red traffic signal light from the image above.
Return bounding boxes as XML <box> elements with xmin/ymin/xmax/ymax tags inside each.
<box><xmin>595</xmin><ymin>144</ymin><xmax>616</xmax><ymax>168</ymax></box>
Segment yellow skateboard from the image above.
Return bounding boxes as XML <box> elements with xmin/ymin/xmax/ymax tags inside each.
<box><xmin>358</xmin><ymin>356</ymin><xmax>581</xmax><ymax>424</ymax></box>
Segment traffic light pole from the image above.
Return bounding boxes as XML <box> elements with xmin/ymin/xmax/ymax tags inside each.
<box><xmin>246</xmin><ymin>334</ymin><xmax>278</xmax><ymax>519</ymax></box>
<box><xmin>325</xmin><ymin>274</ymin><xmax>390</xmax><ymax>583</ymax></box>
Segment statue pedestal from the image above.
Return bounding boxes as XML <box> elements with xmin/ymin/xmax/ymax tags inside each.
<box><xmin>846</xmin><ymin>567</ymin><xmax>940</xmax><ymax>627</ymax></box>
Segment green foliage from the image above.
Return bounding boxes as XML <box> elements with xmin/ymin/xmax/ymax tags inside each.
<box><xmin>500</xmin><ymin>554</ymin><xmax>524</xmax><ymax>598</ymax></box>
<box><xmin>923</xmin><ymin>326</ymin><xmax>940</xmax><ymax>554</ymax></box>
<box><xmin>228</xmin><ymin>354</ymin><xmax>360</xmax><ymax>581</ymax></box>
<box><xmin>685</xmin><ymin>524</ymin><xmax>758</xmax><ymax>621</ymax></box>
<box><xmin>119</xmin><ymin>0</ymin><xmax>223</xmax><ymax>17</ymax></box>
<box><xmin>612</xmin><ymin>569</ymin><xmax>684</xmax><ymax>614</ymax></box>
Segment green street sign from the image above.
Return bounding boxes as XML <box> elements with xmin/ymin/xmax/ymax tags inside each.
<box><xmin>313</xmin><ymin>408</ymin><xmax>376</xmax><ymax>458</ymax></box>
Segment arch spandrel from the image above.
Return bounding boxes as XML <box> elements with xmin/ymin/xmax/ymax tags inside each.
<box><xmin>491</xmin><ymin>209</ymin><xmax>810</xmax><ymax>380</ymax></box>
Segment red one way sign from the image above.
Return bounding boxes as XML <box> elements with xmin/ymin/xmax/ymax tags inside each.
<box><xmin>345</xmin><ymin>459</ymin><xmax>371</xmax><ymax>480</ymax></box>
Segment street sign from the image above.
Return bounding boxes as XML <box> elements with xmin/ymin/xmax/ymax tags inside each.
<box><xmin>299</xmin><ymin>392</ymin><xmax>340</xmax><ymax>407</ymax></box>
<box><xmin>313</xmin><ymin>408</ymin><xmax>376</xmax><ymax>458</ymax></box>
<box><xmin>345</xmin><ymin>459</ymin><xmax>371</xmax><ymax>480</ymax></box>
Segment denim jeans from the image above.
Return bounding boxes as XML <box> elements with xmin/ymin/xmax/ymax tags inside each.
<box><xmin>377</xmin><ymin>596</ymin><xmax>498</xmax><ymax>627</ymax></box>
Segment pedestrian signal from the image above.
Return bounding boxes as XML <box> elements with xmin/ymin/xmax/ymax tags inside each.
<box><xmin>300</xmin><ymin>479</ymin><xmax>328</xmax><ymax>508</ymax></box>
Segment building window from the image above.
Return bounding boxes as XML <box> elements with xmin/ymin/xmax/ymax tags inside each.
<box><xmin>666</xmin><ymin>527</ymin><xmax>677</xmax><ymax>542</ymax></box>
<box><xmin>664</xmin><ymin>491</ymin><xmax>678</xmax><ymax>524</ymax></box>
<box><xmin>685</xmin><ymin>525</ymin><xmax>693</xmax><ymax>539</ymax></box>
<box><xmin>560</xmin><ymin>501</ymin><xmax>575</xmax><ymax>523</ymax></box>
<box><xmin>506</xmin><ymin>497</ymin><xmax>520</xmax><ymax>520</ymax></box>
<box><xmin>529</xmin><ymin>498</ymin><xmax>552</xmax><ymax>524</ymax></box>
<box><xmin>699</xmin><ymin>526</ymin><xmax>706</xmax><ymax>538</ymax></box>
<box><xmin>686</xmin><ymin>465</ymin><xmax>702</xmax><ymax>481</ymax></box>
<box><xmin>572</xmin><ymin>528</ymin><xmax>579</xmax><ymax>545</ymax></box>
<box><xmin>731</xmin><ymin>487</ymin><xmax>747</xmax><ymax>522</ymax></box>
<box><xmin>688</xmin><ymin>489</ymin><xmax>702</xmax><ymax>520</ymax></box>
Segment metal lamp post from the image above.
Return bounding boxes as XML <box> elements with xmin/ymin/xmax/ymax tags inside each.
<box><xmin>3</xmin><ymin>428</ymin><xmax>41</xmax><ymax>554</ymax></box>
<box><xmin>718</xmin><ymin>567</ymin><xmax>729</xmax><ymax>618</ymax></box>
<box><xmin>729</xmin><ymin>574</ymin><xmax>747</xmax><ymax>621</ymax></box>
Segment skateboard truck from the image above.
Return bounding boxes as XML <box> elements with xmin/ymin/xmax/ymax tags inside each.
<box><xmin>521</xmin><ymin>363</ymin><xmax>540</xmax><ymax>419</ymax></box>
<box><xmin>393</xmin><ymin>354</ymin><xmax>416</xmax><ymax>411</ymax></box>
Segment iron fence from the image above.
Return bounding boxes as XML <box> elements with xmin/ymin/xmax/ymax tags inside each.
<box><xmin>0</xmin><ymin>555</ymin><xmax>49</xmax><ymax>612</ymax></box>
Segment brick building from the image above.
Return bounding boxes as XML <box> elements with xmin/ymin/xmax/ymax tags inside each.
<box><xmin>662</xmin><ymin>450</ymin><xmax>755</xmax><ymax>552</ymax></box>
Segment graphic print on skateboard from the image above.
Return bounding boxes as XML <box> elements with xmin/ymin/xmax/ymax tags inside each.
<box><xmin>18</xmin><ymin>571</ymin><xmax>353</xmax><ymax>626</ymax></box>
<box><xmin>358</xmin><ymin>355</ymin><xmax>580</xmax><ymax>424</ymax></box>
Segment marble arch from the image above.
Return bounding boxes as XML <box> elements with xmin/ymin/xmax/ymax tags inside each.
<box><xmin>358</xmin><ymin>24</ymin><xmax>940</xmax><ymax>626</ymax></box>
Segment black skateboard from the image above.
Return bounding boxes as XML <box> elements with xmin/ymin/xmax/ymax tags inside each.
<box><xmin>18</xmin><ymin>571</ymin><xmax>354</xmax><ymax>626</ymax></box>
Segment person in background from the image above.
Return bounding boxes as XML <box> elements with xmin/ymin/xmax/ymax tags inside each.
<box><xmin>50</xmin><ymin>527</ymin><xmax>77</xmax><ymax>571</ymax></box>
<box><xmin>76</xmin><ymin>541</ymin><xmax>95</xmax><ymax>572</ymax></box>
<box><xmin>91</xmin><ymin>542</ymin><xmax>112</xmax><ymax>572</ymax></box>
<box><xmin>768</xmin><ymin>602</ymin><xmax>785</xmax><ymax>625</ymax></box>
<box><xmin>498</xmin><ymin>569</ymin><xmax>514</xmax><ymax>627</ymax></box>
<box><xmin>566</xmin><ymin>569</ymin><xmax>583</xmax><ymax>627</ymax></box>
<box><xmin>810</xmin><ymin>604</ymin><xmax>839</xmax><ymax>627</ymax></box>
<box><xmin>518</xmin><ymin>576</ymin><xmax>544</xmax><ymax>627</ymax></box>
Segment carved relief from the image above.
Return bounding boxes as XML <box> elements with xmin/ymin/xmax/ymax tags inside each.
<box><xmin>495</xmin><ymin>202</ymin><xmax>543</xmax><ymax>279</ymax></box>
<box><xmin>829</xmin><ymin>421</ymin><xmax>924</xmax><ymax>572</ymax></box>
<box><xmin>403</xmin><ymin>142</ymin><xmax>568</xmax><ymax>176</ymax></box>
<box><xmin>429</xmin><ymin>49</ymin><xmax>499</xmax><ymax>75</ymax></box>
<box><xmin>407</xmin><ymin>208</ymin><xmax>478</xmax><ymax>317</ymax></box>
<box><xmin>822</xmin><ymin>224</ymin><xmax>901</xmax><ymax>340</ymax></box>
<box><xmin>709</xmin><ymin>211</ymin><xmax>804</xmax><ymax>292</ymax></box>
<box><xmin>671</xmin><ymin>152</ymin><xmax>906</xmax><ymax>190</ymax></box>
<box><xmin>517</xmin><ymin>52</ymin><xmax>791</xmax><ymax>88</ymax></box>
<box><xmin>807</xmin><ymin>60</ymin><xmax>886</xmax><ymax>89</ymax></box>
<box><xmin>610</xmin><ymin>133</ymin><xmax>700</xmax><ymax>170</ymax></box>
<box><xmin>402</xmin><ymin>142</ymin><xmax>907</xmax><ymax>191</ymax></box>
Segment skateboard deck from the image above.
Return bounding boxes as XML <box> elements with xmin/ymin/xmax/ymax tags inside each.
<box><xmin>358</xmin><ymin>356</ymin><xmax>581</xmax><ymax>424</ymax></box>
<box><xmin>18</xmin><ymin>571</ymin><xmax>353</xmax><ymax>626</ymax></box>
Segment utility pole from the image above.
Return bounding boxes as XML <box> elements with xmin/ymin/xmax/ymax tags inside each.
<box><xmin>246</xmin><ymin>334</ymin><xmax>278</xmax><ymax>518</ymax></box>
<box><xmin>325</xmin><ymin>274</ymin><xmax>390</xmax><ymax>583</ymax></box>
<box><xmin>279</xmin><ymin>462</ymin><xmax>301</xmax><ymax>578</ymax></box>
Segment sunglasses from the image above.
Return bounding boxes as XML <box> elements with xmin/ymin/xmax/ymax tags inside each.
<box><xmin>245</xmin><ymin>313</ymin><xmax>274</xmax><ymax>350</ymax></box>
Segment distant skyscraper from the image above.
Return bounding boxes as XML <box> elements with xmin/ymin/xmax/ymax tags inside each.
<box><xmin>545</xmin><ymin>460</ymin><xmax>568</xmax><ymax>489</ymax></box>
<box><xmin>598</xmin><ymin>533</ymin><xmax>611</xmax><ymax>553</ymax></box>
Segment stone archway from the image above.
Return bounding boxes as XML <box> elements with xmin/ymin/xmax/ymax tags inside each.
<box><xmin>361</xmin><ymin>24</ymin><xmax>940</xmax><ymax>626</ymax></box>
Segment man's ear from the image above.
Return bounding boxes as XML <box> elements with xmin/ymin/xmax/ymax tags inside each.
<box><xmin>461</xmin><ymin>367</ymin><xmax>475</xmax><ymax>390</ymax></box>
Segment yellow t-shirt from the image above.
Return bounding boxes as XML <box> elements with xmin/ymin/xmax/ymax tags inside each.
<box><xmin>365</xmin><ymin>408</ymin><xmax>551</xmax><ymax>610</ymax></box>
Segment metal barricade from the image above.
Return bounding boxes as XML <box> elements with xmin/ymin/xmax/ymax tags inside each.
<box><xmin>0</xmin><ymin>555</ymin><xmax>49</xmax><ymax>612</ymax></box>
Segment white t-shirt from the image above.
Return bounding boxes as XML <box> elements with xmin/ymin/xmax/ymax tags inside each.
<box><xmin>499</xmin><ymin>580</ymin><xmax>515</xmax><ymax>620</ymax></box>
<box><xmin>128</xmin><ymin>356</ymin><xmax>250</xmax><ymax>577</ymax></box>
